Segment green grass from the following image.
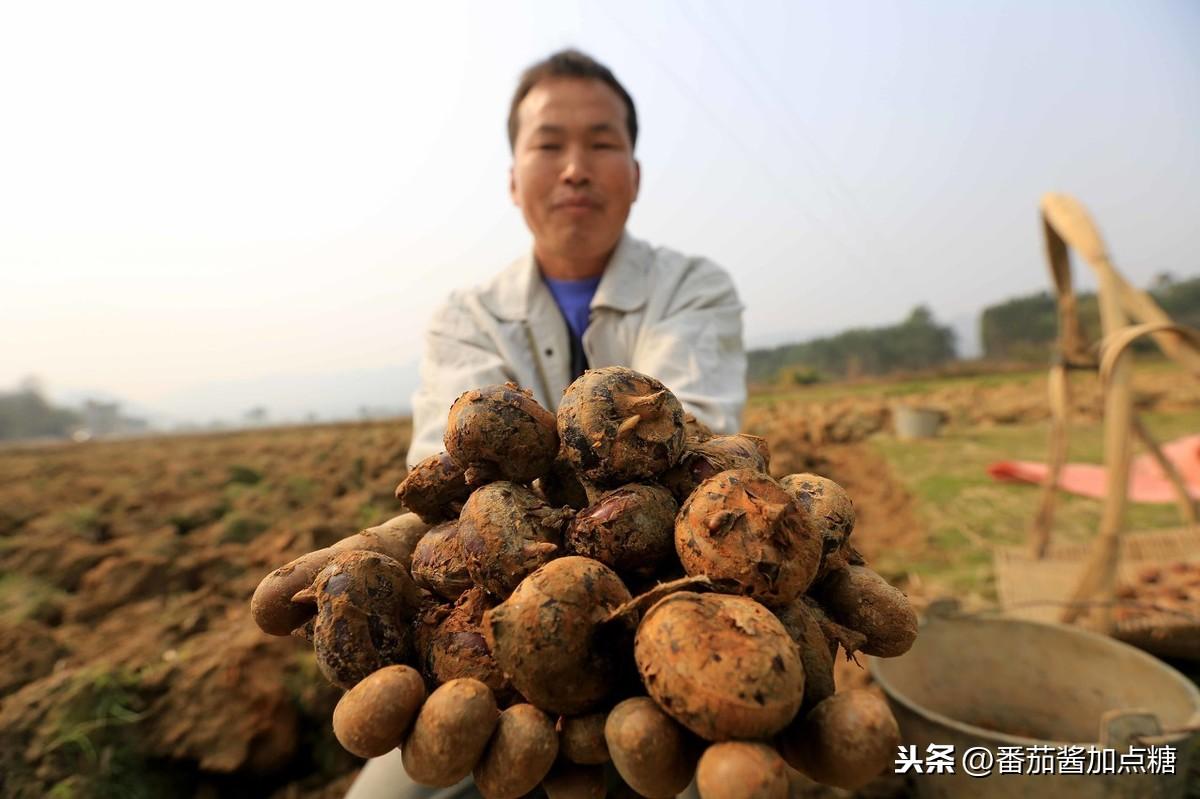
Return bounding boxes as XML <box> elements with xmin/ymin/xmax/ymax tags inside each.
<box><xmin>869</xmin><ymin>409</ymin><xmax>1200</xmax><ymax>597</ymax></box>
<box><xmin>224</xmin><ymin>464</ymin><xmax>263</xmax><ymax>486</ymax></box>
<box><xmin>0</xmin><ymin>572</ymin><xmax>67</xmax><ymax>624</ymax></box>
<box><xmin>39</xmin><ymin>667</ymin><xmax>182</xmax><ymax>799</ymax></box>
<box><xmin>61</xmin><ymin>506</ymin><xmax>106</xmax><ymax>540</ymax></box>
<box><xmin>218</xmin><ymin>513</ymin><xmax>269</xmax><ymax>544</ymax></box>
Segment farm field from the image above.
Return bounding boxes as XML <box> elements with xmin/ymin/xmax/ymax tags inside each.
<box><xmin>0</xmin><ymin>364</ymin><xmax>1196</xmax><ymax>798</ymax></box>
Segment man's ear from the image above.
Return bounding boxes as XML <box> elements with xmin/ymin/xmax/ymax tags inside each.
<box><xmin>632</xmin><ymin>159</ymin><xmax>641</xmax><ymax>203</ymax></box>
<box><xmin>509</xmin><ymin>166</ymin><xmax>520</xmax><ymax>207</ymax></box>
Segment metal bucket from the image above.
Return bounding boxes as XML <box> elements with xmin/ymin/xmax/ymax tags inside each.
<box><xmin>893</xmin><ymin>405</ymin><xmax>944</xmax><ymax>439</ymax></box>
<box><xmin>869</xmin><ymin>606</ymin><xmax>1200</xmax><ymax>798</ymax></box>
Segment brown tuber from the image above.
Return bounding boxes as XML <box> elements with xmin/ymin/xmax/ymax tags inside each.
<box><xmin>777</xmin><ymin>689</ymin><xmax>900</xmax><ymax>790</ymax></box>
<box><xmin>813</xmin><ymin>565</ymin><xmax>918</xmax><ymax>658</ymax></box>
<box><xmin>332</xmin><ymin>665</ymin><xmax>426</xmax><ymax>758</ymax></box>
<box><xmin>396</xmin><ymin>452</ymin><xmax>471</xmax><ymax>523</ymax></box>
<box><xmin>802</xmin><ymin>598</ymin><xmax>868</xmax><ymax>660</ymax></box>
<box><xmin>251</xmin><ymin>546</ymin><xmax>336</xmax><ymax>636</ymax></box>
<box><xmin>422</xmin><ymin>587</ymin><xmax>513</xmax><ymax>701</ymax></box>
<box><xmin>474</xmin><ymin>704</ymin><xmax>560</xmax><ymax>799</ymax></box>
<box><xmin>445</xmin><ymin>383</ymin><xmax>559</xmax><ymax>486</ymax></box>
<box><xmin>675</xmin><ymin>469</ymin><xmax>822</xmax><ymax>607</ymax></box>
<box><xmin>410</xmin><ymin>521</ymin><xmax>473</xmax><ymax>601</ymax></box>
<box><xmin>696</xmin><ymin>742</ymin><xmax>788</xmax><ymax>799</ymax></box>
<box><xmin>402</xmin><ymin>678</ymin><xmax>500</xmax><ymax>787</ymax></box>
<box><xmin>457</xmin><ymin>482</ymin><xmax>572</xmax><ymax>598</ymax></box>
<box><xmin>334</xmin><ymin>512</ymin><xmax>432</xmax><ymax>571</ymax></box>
<box><xmin>635</xmin><ymin>591</ymin><xmax>805</xmax><ymax>741</ymax></box>
<box><xmin>484</xmin><ymin>556</ymin><xmax>633</xmax><ymax>715</ymax></box>
<box><xmin>778</xmin><ymin>473</ymin><xmax>856</xmax><ymax>580</ymax></box>
<box><xmin>663</xmin><ymin>434</ymin><xmax>771</xmax><ymax>503</ymax></box>
<box><xmin>251</xmin><ymin>512</ymin><xmax>430</xmax><ymax>636</ymax></box>
<box><xmin>557</xmin><ymin>367</ymin><xmax>686</xmax><ymax>486</ymax></box>
<box><xmin>773</xmin><ymin>597</ymin><xmax>836</xmax><ymax>714</ymax></box>
<box><xmin>565</xmin><ymin>484</ymin><xmax>678</xmax><ymax>577</ymax></box>
<box><xmin>557</xmin><ymin>712</ymin><xmax>610</xmax><ymax>765</ymax></box>
<box><xmin>534</xmin><ymin>458</ymin><xmax>593</xmax><ymax>511</ymax></box>
<box><xmin>308</xmin><ymin>550</ymin><xmax>420</xmax><ymax>690</ymax></box>
<box><xmin>683</xmin><ymin>412</ymin><xmax>714</xmax><ymax>443</ymax></box>
<box><xmin>605</xmin><ymin>696</ymin><xmax>696</xmax><ymax>799</ymax></box>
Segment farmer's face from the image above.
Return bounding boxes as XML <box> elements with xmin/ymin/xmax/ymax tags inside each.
<box><xmin>510</xmin><ymin>78</ymin><xmax>640</xmax><ymax>265</ymax></box>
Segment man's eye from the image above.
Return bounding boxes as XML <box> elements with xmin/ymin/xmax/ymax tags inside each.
<box><xmin>593</xmin><ymin>142</ymin><xmax>616</xmax><ymax>150</ymax></box>
<box><xmin>536</xmin><ymin>143</ymin><xmax>561</xmax><ymax>151</ymax></box>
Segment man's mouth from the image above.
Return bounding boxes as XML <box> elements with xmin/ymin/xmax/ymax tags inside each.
<box><xmin>554</xmin><ymin>196</ymin><xmax>600</xmax><ymax>211</ymax></box>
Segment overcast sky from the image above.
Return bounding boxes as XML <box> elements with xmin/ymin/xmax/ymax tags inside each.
<box><xmin>2</xmin><ymin>1</ymin><xmax>1198</xmax><ymax>419</ymax></box>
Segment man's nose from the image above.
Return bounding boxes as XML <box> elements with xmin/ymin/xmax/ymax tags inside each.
<box><xmin>560</xmin><ymin>147</ymin><xmax>591</xmax><ymax>185</ymax></box>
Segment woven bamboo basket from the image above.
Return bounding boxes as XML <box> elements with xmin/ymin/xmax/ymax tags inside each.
<box><xmin>995</xmin><ymin>527</ymin><xmax>1200</xmax><ymax>660</ymax></box>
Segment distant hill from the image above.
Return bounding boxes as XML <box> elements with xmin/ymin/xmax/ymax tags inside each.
<box><xmin>980</xmin><ymin>274</ymin><xmax>1199</xmax><ymax>362</ymax></box>
<box><xmin>746</xmin><ymin>275</ymin><xmax>1198</xmax><ymax>385</ymax></box>
<box><xmin>747</xmin><ymin>306</ymin><xmax>957</xmax><ymax>384</ymax></box>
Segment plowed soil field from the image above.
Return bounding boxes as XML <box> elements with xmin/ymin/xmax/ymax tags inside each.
<box><xmin>1</xmin><ymin>366</ymin><xmax>1195</xmax><ymax>798</ymax></box>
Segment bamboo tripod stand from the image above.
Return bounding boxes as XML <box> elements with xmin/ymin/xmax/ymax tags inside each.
<box><xmin>1029</xmin><ymin>193</ymin><xmax>1200</xmax><ymax>634</ymax></box>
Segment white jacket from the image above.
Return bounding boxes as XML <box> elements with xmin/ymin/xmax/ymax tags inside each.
<box><xmin>406</xmin><ymin>233</ymin><xmax>746</xmax><ymax>467</ymax></box>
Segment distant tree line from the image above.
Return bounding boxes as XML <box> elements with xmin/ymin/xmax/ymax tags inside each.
<box><xmin>747</xmin><ymin>306</ymin><xmax>957</xmax><ymax>383</ymax></box>
<box><xmin>981</xmin><ymin>273</ymin><xmax>1200</xmax><ymax>361</ymax></box>
<box><xmin>0</xmin><ymin>383</ymin><xmax>80</xmax><ymax>440</ymax></box>
<box><xmin>745</xmin><ymin>274</ymin><xmax>1197</xmax><ymax>385</ymax></box>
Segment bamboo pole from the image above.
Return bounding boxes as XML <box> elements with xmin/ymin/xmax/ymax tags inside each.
<box><xmin>1037</xmin><ymin>193</ymin><xmax>1200</xmax><ymax>631</ymax></box>
<box><xmin>1060</xmin><ymin>261</ymin><xmax>1132</xmax><ymax>631</ymax></box>
<box><xmin>1114</xmin><ymin>281</ymin><xmax>1200</xmax><ymax>375</ymax></box>
<box><xmin>1031</xmin><ymin>362</ymin><xmax>1069</xmax><ymax>558</ymax></box>
<box><xmin>1099</xmin><ymin>322</ymin><xmax>1200</xmax><ymax>533</ymax></box>
<box><xmin>1131</xmin><ymin>415</ymin><xmax>1198</xmax><ymax>531</ymax></box>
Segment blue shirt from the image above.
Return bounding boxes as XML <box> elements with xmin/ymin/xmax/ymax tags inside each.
<box><xmin>543</xmin><ymin>275</ymin><xmax>601</xmax><ymax>341</ymax></box>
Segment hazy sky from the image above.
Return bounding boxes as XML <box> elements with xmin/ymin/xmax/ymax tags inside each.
<box><xmin>3</xmin><ymin>1</ymin><xmax>1198</xmax><ymax>418</ymax></box>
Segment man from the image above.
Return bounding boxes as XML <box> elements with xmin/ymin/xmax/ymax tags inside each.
<box><xmin>347</xmin><ymin>48</ymin><xmax>743</xmax><ymax>798</ymax></box>
<box><xmin>404</xmin><ymin>48</ymin><xmax>746</xmax><ymax>468</ymax></box>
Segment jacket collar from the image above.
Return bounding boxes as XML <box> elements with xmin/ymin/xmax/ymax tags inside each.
<box><xmin>484</xmin><ymin>232</ymin><xmax>649</xmax><ymax>321</ymax></box>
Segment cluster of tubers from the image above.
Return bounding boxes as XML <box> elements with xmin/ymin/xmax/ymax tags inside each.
<box><xmin>1113</xmin><ymin>561</ymin><xmax>1200</xmax><ymax>620</ymax></box>
<box><xmin>251</xmin><ymin>367</ymin><xmax>917</xmax><ymax>798</ymax></box>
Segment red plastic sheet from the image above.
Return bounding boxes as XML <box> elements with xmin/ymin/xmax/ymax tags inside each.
<box><xmin>988</xmin><ymin>434</ymin><xmax>1200</xmax><ymax>503</ymax></box>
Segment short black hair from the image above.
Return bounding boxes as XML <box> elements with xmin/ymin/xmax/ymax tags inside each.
<box><xmin>508</xmin><ymin>49</ymin><xmax>638</xmax><ymax>151</ymax></box>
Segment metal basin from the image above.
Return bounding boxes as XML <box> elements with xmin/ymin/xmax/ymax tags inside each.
<box><xmin>869</xmin><ymin>607</ymin><xmax>1200</xmax><ymax>798</ymax></box>
<box><xmin>893</xmin><ymin>406</ymin><xmax>944</xmax><ymax>439</ymax></box>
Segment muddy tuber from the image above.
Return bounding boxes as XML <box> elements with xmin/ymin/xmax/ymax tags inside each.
<box><xmin>557</xmin><ymin>367</ymin><xmax>686</xmax><ymax>486</ymax></box>
<box><xmin>445</xmin><ymin>383</ymin><xmax>559</xmax><ymax>486</ymax></box>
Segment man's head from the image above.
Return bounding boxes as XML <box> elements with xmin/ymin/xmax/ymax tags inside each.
<box><xmin>508</xmin><ymin>50</ymin><xmax>640</xmax><ymax>276</ymax></box>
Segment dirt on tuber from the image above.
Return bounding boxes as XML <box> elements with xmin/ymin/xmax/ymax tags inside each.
<box><xmin>565</xmin><ymin>484</ymin><xmax>678</xmax><ymax>578</ymax></box>
<box><xmin>457</xmin><ymin>482</ymin><xmax>572</xmax><ymax>598</ymax></box>
<box><xmin>410</xmin><ymin>520</ymin><xmax>473</xmax><ymax>602</ymax></box>
<box><xmin>396</xmin><ymin>452</ymin><xmax>472</xmax><ymax>523</ymax></box>
<box><xmin>557</xmin><ymin>367</ymin><xmax>686</xmax><ymax>487</ymax></box>
<box><xmin>635</xmin><ymin>591</ymin><xmax>805</xmax><ymax>742</ymax></box>
<box><xmin>484</xmin><ymin>556</ymin><xmax>633</xmax><ymax>715</ymax></box>
<box><xmin>675</xmin><ymin>469</ymin><xmax>822</xmax><ymax>607</ymax></box>
<box><xmin>445</xmin><ymin>383</ymin><xmax>559</xmax><ymax>486</ymax></box>
<box><xmin>307</xmin><ymin>549</ymin><xmax>420</xmax><ymax>690</ymax></box>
